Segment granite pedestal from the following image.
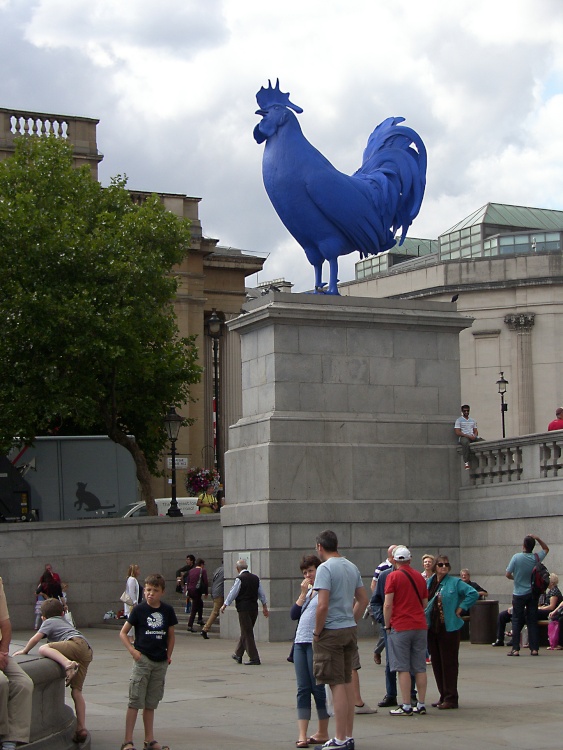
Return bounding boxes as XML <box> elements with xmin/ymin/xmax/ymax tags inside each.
<box><xmin>221</xmin><ymin>293</ymin><xmax>472</xmax><ymax>641</ymax></box>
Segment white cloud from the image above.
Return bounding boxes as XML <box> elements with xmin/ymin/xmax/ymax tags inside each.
<box><xmin>2</xmin><ymin>0</ymin><xmax>563</xmax><ymax>289</ymax></box>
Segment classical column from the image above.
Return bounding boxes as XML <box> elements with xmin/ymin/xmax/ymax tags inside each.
<box><xmin>504</xmin><ymin>313</ymin><xmax>536</xmax><ymax>435</ymax></box>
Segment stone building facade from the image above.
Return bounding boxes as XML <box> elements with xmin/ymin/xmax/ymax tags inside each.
<box><xmin>341</xmin><ymin>203</ymin><xmax>563</xmax><ymax>440</ymax></box>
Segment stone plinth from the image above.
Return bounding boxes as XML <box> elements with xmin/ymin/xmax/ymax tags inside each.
<box><xmin>17</xmin><ymin>654</ymin><xmax>83</xmax><ymax>749</ymax></box>
<box><xmin>221</xmin><ymin>293</ymin><xmax>472</xmax><ymax>641</ymax></box>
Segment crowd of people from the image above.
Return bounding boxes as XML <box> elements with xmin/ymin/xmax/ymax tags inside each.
<box><xmin>0</xmin><ymin>531</ymin><xmax>556</xmax><ymax>750</ymax></box>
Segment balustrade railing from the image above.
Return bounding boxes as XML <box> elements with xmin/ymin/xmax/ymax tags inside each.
<box><xmin>468</xmin><ymin>432</ymin><xmax>563</xmax><ymax>485</ymax></box>
<box><xmin>7</xmin><ymin>111</ymin><xmax>69</xmax><ymax>139</ymax></box>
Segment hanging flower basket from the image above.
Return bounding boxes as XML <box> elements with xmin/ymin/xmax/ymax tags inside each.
<box><xmin>185</xmin><ymin>467</ymin><xmax>220</xmax><ymax>496</ymax></box>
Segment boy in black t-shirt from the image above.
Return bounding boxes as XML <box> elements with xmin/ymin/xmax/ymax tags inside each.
<box><xmin>119</xmin><ymin>574</ymin><xmax>178</xmax><ymax>750</ymax></box>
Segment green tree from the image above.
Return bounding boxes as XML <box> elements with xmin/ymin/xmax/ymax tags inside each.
<box><xmin>0</xmin><ymin>135</ymin><xmax>202</xmax><ymax>513</ymax></box>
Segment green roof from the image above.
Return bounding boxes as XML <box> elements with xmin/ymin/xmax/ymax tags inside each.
<box><xmin>442</xmin><ymin>202</ymin><xmax>563</xmax><ymax>235</ymax></box>
<box><xmin>393</xmin><ymin>237</ymin><xmax>438</xmax><ymax>255</ymax></box>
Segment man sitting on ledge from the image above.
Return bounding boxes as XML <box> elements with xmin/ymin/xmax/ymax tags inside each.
<box><xmin>454</xmin><ymin>404</ymin><xmax>484</xmax><ymax>470</ymax></box>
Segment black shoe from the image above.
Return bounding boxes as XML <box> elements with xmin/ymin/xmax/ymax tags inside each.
<box><xmin>197</xmin><ymin>620</ymin><xmax>204</xmax><ymax>626</ymax></box>
<box><xmin>377</xmin><ymin>696</ymin><xmax>397</xmax><ymax>708</ymax></box>
<box><xmin>187</xmin><ymin>627</ymin><xmax>196</xmax><ymax>632</ymax></box>
<box><xmin>244</xmin><ymin>659</ymin><xmax>261</xmax><ymax>665</ymax></box>
<box><xmin>231</xmin><ymin>654</ymin><xmax>242</xmax><ymax>663</ymax></box>
<box><xmin>492</xmin><ymin>640</ymin><xmax>504</xmax><ymax>647</ymax></box>
<box><xmin>201</xmin><ymin>630</ymin><xmax>209</xmax><ymax>639</ymax></box>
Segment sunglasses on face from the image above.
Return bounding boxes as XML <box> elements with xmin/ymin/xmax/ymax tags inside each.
<box><xmin>436</xmin><ymin>562</ymin><xmax>450</xmax><ymax>568</ymax></box>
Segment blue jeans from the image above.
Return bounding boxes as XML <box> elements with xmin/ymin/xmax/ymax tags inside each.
<box><xmin>382</xmin><ymin>627</ymin><xmax>417</xmax><ymax>699</ymax></box>
<box><xmin>512</xmin><ymin>592</ymin><xmax>539</xmax><ymax>651</ymax></box>
<box><xmin>294</xmin><ymin>642</ymin><xmax>329</xmax><ymax>721</ymax></box>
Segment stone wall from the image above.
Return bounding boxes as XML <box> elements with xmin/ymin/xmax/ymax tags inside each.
<box><xmin>0</xmin><ymin>515</ymin><xmax>222</xmax><ymax>630</ymax></box>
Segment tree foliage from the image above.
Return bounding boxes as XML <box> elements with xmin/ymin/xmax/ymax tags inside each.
<box><xmin>0</xmin><ymin>135</ymin><xmax>202</xmax><ymax>511</ymax></box>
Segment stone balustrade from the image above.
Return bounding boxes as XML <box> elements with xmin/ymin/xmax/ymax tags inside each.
<box><xmin>0</xmin><ymin>107</ymin><xmax>102</xmax><ymax>177</ymax></box>
<box><xmin>468</xmin><ymin>432</ymin><xmax>563</xmax><ymax>485</ymax></box>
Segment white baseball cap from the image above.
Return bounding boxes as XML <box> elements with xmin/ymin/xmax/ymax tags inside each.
<box><xmin>393</xmin><ymin>546</ymin><xmax>412</xmax><ymax>562</ymax></box>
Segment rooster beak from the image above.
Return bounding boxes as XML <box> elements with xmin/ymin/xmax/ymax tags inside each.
<box><xmin>255</xmin><ymin>109</ymin><xmax>268</xmax><ymax>116</ymax></box>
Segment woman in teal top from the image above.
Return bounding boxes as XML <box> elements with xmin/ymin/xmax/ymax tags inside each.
<box><xmin>425</xmin><ymin>555</ymin><xmax>479</xmax><ymax>709</ymax></box>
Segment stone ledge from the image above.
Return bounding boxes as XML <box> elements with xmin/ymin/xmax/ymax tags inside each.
<box><xmin>13</xmin><ymin>653</ymin><xmax>88</xmax><ymax>749</ymax></box>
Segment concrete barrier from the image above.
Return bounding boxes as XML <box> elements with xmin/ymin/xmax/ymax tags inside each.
<box><xmin>15</xmin><ymin>654</ymin><xmax>84</xmax><ymax>749</ymax></box>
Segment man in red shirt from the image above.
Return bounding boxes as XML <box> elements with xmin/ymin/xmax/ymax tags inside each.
<box><xmin>383</xmin><ymin>546</ymin><xmax>428</xmax><ymax>716</ymax></box>
<box><xmin>547</xmin><ymin>407</ymin><xmax>563</xmax><ymax>431</ymax></box>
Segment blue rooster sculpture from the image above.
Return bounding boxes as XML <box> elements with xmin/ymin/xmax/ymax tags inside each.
<box><xmin>254</xmin><ymin>80</ymin><xmax>427</xmax><ymax>295</ymax></box>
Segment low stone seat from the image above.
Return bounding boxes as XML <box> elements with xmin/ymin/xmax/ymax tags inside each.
<box><xmin>14</xmin><ymin>653</ymin><xmax>89</xmax><ymax>749</ymax></box>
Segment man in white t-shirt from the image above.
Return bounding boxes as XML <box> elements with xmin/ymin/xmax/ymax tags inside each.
<box><xmin>454</xmin><ymin>404</ymin><xmax>483</xmax><ymax>469</ymax></box>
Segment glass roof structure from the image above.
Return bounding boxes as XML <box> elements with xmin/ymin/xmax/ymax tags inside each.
<box><xmin>443</xmin><ymin>203</ymin><xmax>563</xmax><ymax>234</ymax></box>
<box><xmin>355</xmin><ymin>202</ymin><xmax>563</xmax><ymax>280</ymax></box>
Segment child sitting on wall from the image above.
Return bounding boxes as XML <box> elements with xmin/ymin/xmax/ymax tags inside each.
<box><xmin>14</xmin><ymin>598</ymin><xmax>93</xmax><ymax>744</ymax></box>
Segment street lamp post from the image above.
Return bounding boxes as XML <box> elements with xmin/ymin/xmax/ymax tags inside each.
<box><xmin>207</xmin><ymin>309</ymin><xmax>223</xmax><ymax>482</ymax></box>
<box><xmin>164</xmin><ymin>406</ymin><xmax>183</xmax><ymax>517</ymax></box>
<box><xmin>496</xmin><ymin>371</ymin><xmax>509</xmax><ymax>438</ymax></box>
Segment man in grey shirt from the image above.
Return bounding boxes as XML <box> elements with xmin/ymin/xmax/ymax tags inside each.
<box><xmin>313</xmin><ymin>529</ymin><xmax>368</xmax><ymax>750</ymax></box>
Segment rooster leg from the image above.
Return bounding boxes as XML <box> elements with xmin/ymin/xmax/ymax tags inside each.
<box><xmin>313</xmin><ymin>262</ymin><xmax>327</xmax><ymax>293</ymax></box>
<box><xmin>326</xmin><ymin>258</ymin><xmax>340</xmax><ymax>295</ymax></box>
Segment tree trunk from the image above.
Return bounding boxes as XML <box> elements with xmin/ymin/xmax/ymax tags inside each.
<box><xmin>107</xmin><ymin>428</ymin><xmax>157</xmax><ymax>515</ymax></box>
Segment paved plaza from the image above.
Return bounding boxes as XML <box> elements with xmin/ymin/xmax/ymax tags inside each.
<box><xmin>11</xmin><ymin>627</ymin><xmax>562</xmax><ymax>750</ymax></box>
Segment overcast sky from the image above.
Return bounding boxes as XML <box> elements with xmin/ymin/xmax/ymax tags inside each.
<box><xmin>2</xmin><ymin>0</ymin><xmax>563</xmax><ymax>291</ymax></box>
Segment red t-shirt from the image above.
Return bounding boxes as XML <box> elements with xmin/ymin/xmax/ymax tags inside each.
<box><xmin>548</xmin><ymin>418</ymin><xmax>563</xmax><ymax>431</ymax></box>
<box><xmin>385</xmin><ymin>566</ymin><xmax>428</xmax><ymax>631</ymax></box>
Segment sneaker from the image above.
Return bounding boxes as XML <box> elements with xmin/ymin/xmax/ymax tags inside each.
<box><xmin>413</xmin><ymin>704</ymin><xmax>426</xmax><ymax>715</ymax></box>
<box><xmin>425</xmin><ymin>657</ymin><xmax>432</xmax><ymax>664</ymax></box>
<box><xmin>389</xmin><ymin>706</ymin><xmax>413</xmax><ymax>716</ymax></box>
<box><xmin>464</xmin><ymin>462</ymin><xmax>470</xmax><ymax>470</ymax></box>
<box><xmin>354</xmin><ymin>703</ymin><xmax>377</xmax><ymax>714</ymax></box>
<box><xmin>491</xmin><ymin>640</ymin><xmax>504</xmax><ymax>647</ymax></box>
<box><xmin>318</xmin><ymin>739</ymin><xmax>352</xmax><ymax>749</ymax></box>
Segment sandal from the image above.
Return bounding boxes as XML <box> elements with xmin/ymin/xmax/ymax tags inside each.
<box><xmin>530</xmin><ymin>650</ymin><xmax>539</xmax><ymax>656</ymax></box>
<box><xmin>144</xmin><ymin>742</ymin><xmax>170</xmax><ymax>750</ymax></box>
<box><xmin>65</xmin><ymin>661</ymin><xmax>79</xmax><ymax>686</ymax></box>
<box><xmin>308</xmin><ymin>738</ymin><xmax>329</xmax><ymax>745</ymax></box>
<box><xmin>296</xmin><ymin>742</ymin><xmax>309</xmax><ymax>748</ymax></box>
<box><xmin>120</xmin><ymin>744</ymin><xmax>136</xmax><ymax>750</ymax></box>
<box><xmin>507</xmin><ymin>650</ymin><xmax>519</xmax><ymax>657</ymax></box>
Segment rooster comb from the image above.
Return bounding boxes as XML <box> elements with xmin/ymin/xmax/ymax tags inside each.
<box><xmin>256</xmin><ymin>79</ymin><xmax>303</xmax><ymax>114</ymax></box>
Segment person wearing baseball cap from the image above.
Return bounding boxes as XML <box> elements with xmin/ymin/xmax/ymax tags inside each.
<box><xmin>383</xmin><ymin>546</ymin><xmax>428</xmax><ymax>716</ymax></box>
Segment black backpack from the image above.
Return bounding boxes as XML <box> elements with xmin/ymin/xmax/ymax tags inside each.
<box><xmin>531</xmin><ymin>553</ymin><xmax>550</xmax><ymax>596</ymax></box>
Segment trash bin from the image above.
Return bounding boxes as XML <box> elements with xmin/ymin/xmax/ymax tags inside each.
<box><xmin>469</xmin><ymin>600</ymin><xmax>499</xmax><ymax>644</ymax></box>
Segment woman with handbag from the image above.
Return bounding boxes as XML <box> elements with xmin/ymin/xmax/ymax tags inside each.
<box><xmin>291</xmin><ymin>554</ymin><xmax>329</xmax><ymax>748</ymax></box>
<box><xmin>425</xmin><ymin>555</ymin><xmax>479</xmax><ymax>709</ymax></box>
<box><xmin>186</xmin><ymin>559</ymin><xmax>208</xmax><ymax>632</ymax></box>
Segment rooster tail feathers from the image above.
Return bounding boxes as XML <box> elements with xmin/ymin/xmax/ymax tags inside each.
<box><xmin>354</xmin><ymin>117</ymin><xmax>427</xmax><ymax>244</ymax></box>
